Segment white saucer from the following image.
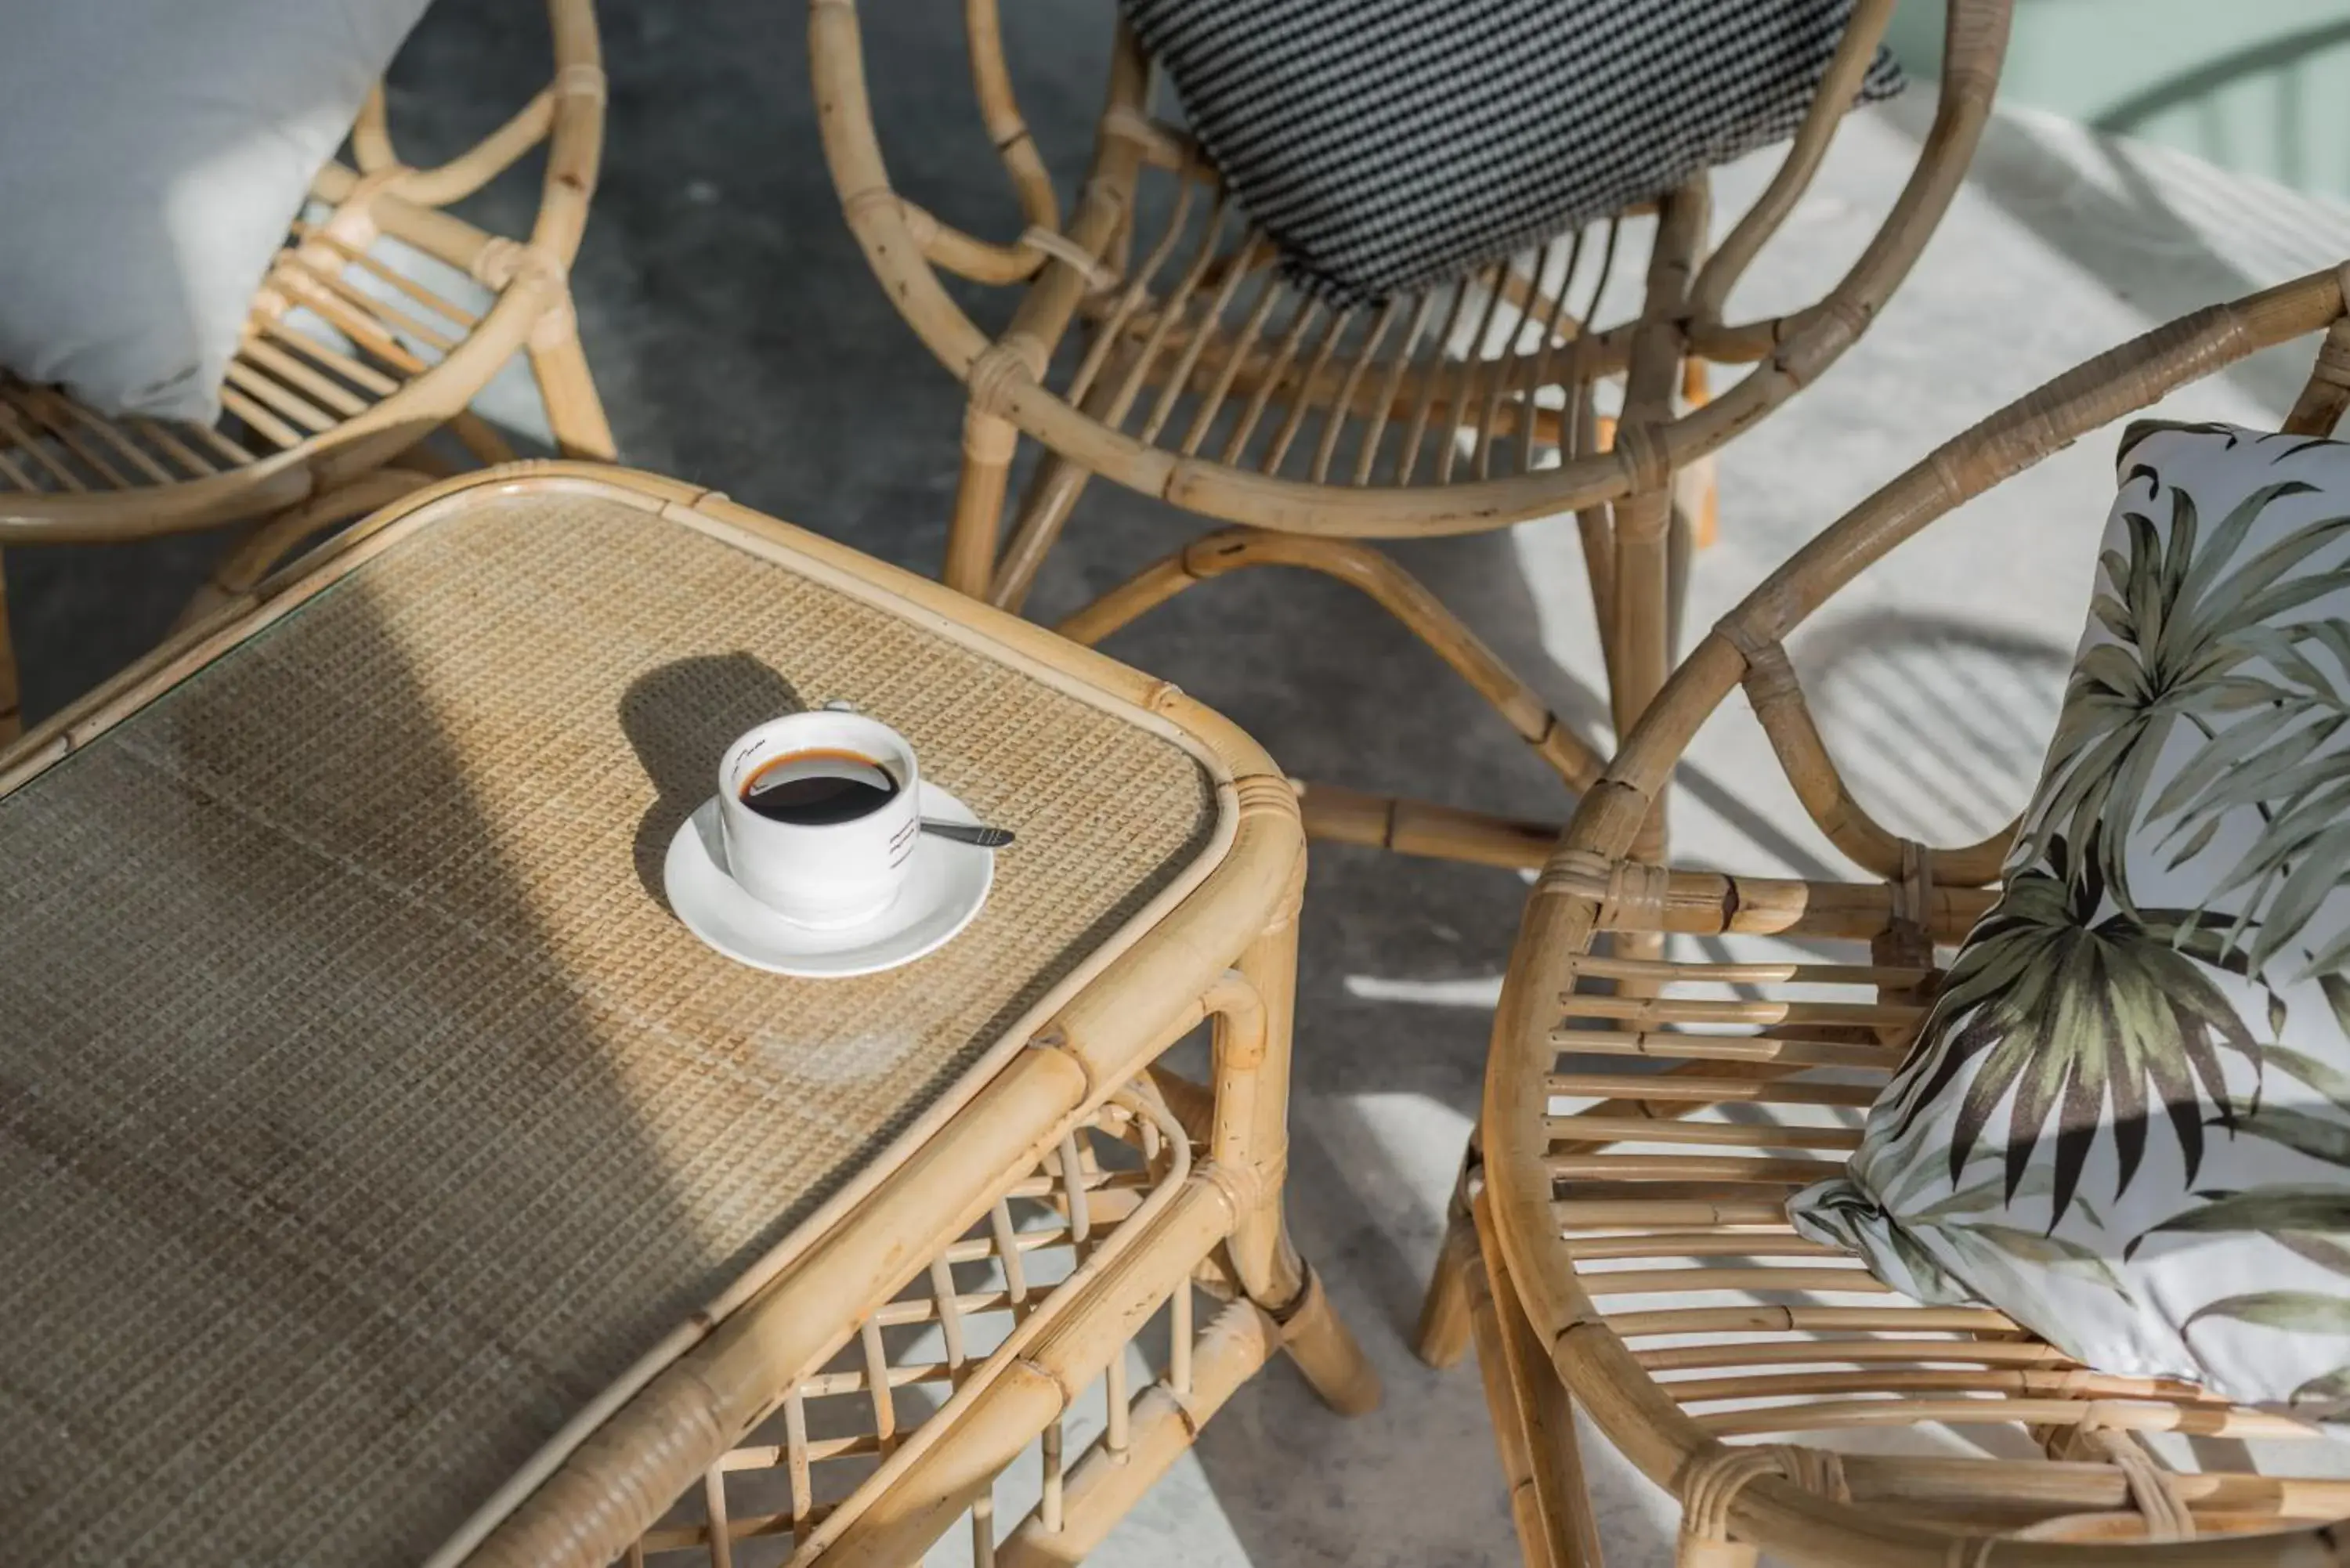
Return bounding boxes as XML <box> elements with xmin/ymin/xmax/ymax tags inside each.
<box><xmin>664</xmin><ymin>782</ymin><xmax>994</xmax><ymax>977</ymax></box>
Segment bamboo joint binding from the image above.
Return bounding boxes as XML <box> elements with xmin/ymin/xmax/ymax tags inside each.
<box><xmin>1676</xmin><ymin>1444</ymin><xmax>1848</xmax><ymax>1557</ymax></box>
<box><xmin>2043</xmin><ymin>1415</ymin><xmax>2196</xmax><ymax>1541</ymax></box>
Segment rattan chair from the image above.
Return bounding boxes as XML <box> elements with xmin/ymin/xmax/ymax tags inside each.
<box><xmin>1433</xmin><ymin>266</ymin><xmax>2350</xmax><ymax>1564</ymax></box>
<box><xmin>0</xmin><ymin>0</ymin><xmax>612</xmax><ymax>746</ymax></box>
<box><xmin>810</xmin><ymin>0</ymin><xmax>2011</xmax><ymax>879</ymax></box>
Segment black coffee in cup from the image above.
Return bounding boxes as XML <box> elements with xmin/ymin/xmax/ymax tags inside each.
<box><xmin>740</xmin><ymin>749</ymin><xmax>902</xmax><ymax>826</ymax></box>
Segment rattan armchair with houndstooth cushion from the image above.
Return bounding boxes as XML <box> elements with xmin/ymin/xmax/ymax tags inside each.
<box><xmin>809</xmin><ymin>0</ymin><xmax>2010</xmax><ymax>884</ymax></box>
<box><xmin>1444</xmin><ymin>267</ymin><xmax>2350</xmax><ymax>1566</ymax></box>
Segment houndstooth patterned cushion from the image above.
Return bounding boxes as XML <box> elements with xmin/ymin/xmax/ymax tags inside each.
<box><xmin>1122</xmin><ymin>0</ymin><xmax>1904</xmax><ymax>305</ymax></box>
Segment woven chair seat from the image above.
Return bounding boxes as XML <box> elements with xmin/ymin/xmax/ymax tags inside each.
<box><xmin>0</xmin><ymin>479</ymin><xmax>1224</xmax><ymax>1566</ymax></box>
<box><xmin>0</xmin><ymin>208</ymin><xmax>505</xmax><ymax>522</ymax></box>
<box><xmin>0</xmin><ymin>218</ymin><xmax>486</xmax><ymax>509</ymax></box>
<box><xmin>1549</xmin><ymin>948</ymin><xmax>2320</xmax><ymax>1515</ymax></box>
<box><xmin>1488</xmin><ymin>928</ymin><xmax>2350</xmax><ymax>1554</ymax></box>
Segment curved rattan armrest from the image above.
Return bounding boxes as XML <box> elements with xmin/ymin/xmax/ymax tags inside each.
<box><xmin>1473</xmin><ymin>265</ymin><xmax>2350</xmax><ymax>1566</ymax></box>
<box><xmin>1622</xmin><ymin>266</ymin><xmax>2345</xmax><ymax>853</ymax></box>
<box><xmin>348</xmin><ymin>0</ymin><xmax>603</xmax><ymax>265</ymax></box>
<box><xmin>1573</xmin><ymin>0</ymin><xmax>2005</xmax><ymax>375</ymax></box>
<box><xmin>811</xmin><ymin>0</ymin><xmax>2014</xmax><ymax>538</ymax></box>
<box><xmin>1525</xmin><ymin>267</ymin><xmax>2348</xmax><ymax>888</ymax></box>
<box><xmin>400</xmin><ymin>92</ymin><xmax>562</xmax><ymax>209</ymax></box>
<box><xmin>522</xmin><ymin>0</ymin><xmax>604</xmax><ymax>266</ymax></box>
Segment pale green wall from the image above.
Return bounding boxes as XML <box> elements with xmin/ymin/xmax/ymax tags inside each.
<box><xmin>1885</xmin><ymin>1</ymin><xmax>2350</xmax><ymax>204</ymax></box>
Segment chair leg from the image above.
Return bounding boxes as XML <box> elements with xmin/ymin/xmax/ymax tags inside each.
<box><xmin>447</xmin><ymin>410</ymin><xmax>520</xmax><ymax>468</ymax></box>
<box><xmin>1578</xmin><ymin>497</ymin><xmax>1618</xmax><ymax>670</ymax></box>
<box><xmin>989</xmin><ymin>453</ymin><xmax>1092</xmax><ymax>612</ymax></box>
<box><xmin>1607</xmin><ymin>481</ymin><xmax>1673</xmax><ymax>748</ymax></box>
<box><xmin>1468</xmin><ymin>1182</ymin><xmax>1603</xmax><ymax>1568</ymax></box>
<box><xmin>527</xmin><ymin>298</ymin><xmax>617</xmax><ymax>461</ymax></box>
<box><xmin>1061</xmin><ymin>528</ymin><xmax>1606</xmax><ymax>793</ymax></box>
<box><xmin>0</xmin><ymin>547</ymin><xmax>20</xmax><ymax>749</ymax></box>
<box><xmin>172</xmin><ymin>469</ymin><xmax>439</xmax><ymax>632</ymax></box>
<box><xmin>1666</xmin><ymin>490</ymin><xmax>1695</xmax><ymax>667</ymax></box>
<box><xmin>1415</xmin><ymin>1143</ymin><xmax>1480</xmax><ymax>1367</ymax></box>
<box><xmin>1607</xmin><ymin>480</ymin><xmax>1676</xmax><ymax>886</ymax></box>
<box><xmin>946</xmin><ymin>408</ymin><xmax>1018</xmax><ymax>598</ymax></box>
<box><xmin>1680</xmin><ymin>358</ymin><xmax>1719</xmax><ymax>551</ymax></box>
<box><xmin>1611</xmin><ymin>166</ymin><xmax>1700</xmax><ymax>843</ymax></box>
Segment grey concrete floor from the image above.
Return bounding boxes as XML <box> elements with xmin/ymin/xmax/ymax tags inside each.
<box><xmin>14</xmin><ymin>2</ymin><xmax>2350</xmax><ymax>1564</ymax></box>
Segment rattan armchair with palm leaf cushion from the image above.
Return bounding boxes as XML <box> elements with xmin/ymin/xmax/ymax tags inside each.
<box><xmin>809</xmin><ymin>0</ymin><xmax>2010</xmax><ymax>881</ymax></box>
<box><xmin>0</xmin><ymin>0</ymin><xmax>613</xmax><ymax>748</ymax></box>
<box><xmin>1437</xmin><ymin>268</ymin><xmax>2350</xmax><ymax>1566</ymax></box>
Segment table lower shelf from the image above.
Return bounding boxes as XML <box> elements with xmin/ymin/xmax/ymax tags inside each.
<box><xmin>629</xmin><ymin>1076</ymin><xmax>1278</xmax><ymax>1567</ymax></box>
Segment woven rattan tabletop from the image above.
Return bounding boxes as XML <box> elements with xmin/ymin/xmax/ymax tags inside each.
<box><xmin>0</xmin><ymin>473</ymin><xmax>1229</xmax><ymax>1566</ymax></box>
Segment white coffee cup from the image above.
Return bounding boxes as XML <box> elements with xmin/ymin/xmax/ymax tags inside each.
<box><xmin>718</xmin><ymin>711</ymin><xmax>921</xmax><ymax>928</ymax></box>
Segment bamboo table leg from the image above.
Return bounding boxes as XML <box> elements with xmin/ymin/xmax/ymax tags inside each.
<box><xmin>1220</xmin><ymin>863</ymin><xmax>1382</xmax><ymax>1415</ymax></box>
<box><xmin>818</xmin><ymin>942</ymin><xmax>1379</xmax><ymax>1566</ymax></box>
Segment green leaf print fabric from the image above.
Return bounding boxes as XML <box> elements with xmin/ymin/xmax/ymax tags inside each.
<box><xmin>1791</xmin><ymin>422</ymin><xmax>2350</xmax><ymax>1411</ymax></box>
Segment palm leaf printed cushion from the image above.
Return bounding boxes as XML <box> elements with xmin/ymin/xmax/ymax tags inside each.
<box><xmin>1792</xmin><ymin>421</ymin><xmax>2350</xmax><ymax>1411</ymax></box>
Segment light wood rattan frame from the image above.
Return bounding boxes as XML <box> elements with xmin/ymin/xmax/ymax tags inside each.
<box><xmin>1444</xmin><ymin>266</ymin><xmax>2350</xmax><ymax>1565</ymax></box>
<box><xmin>0</xmin><ymin>0</ymin><xmax>614</xmax><ymax>748</ymax></box>
<box><xmin>610</xmin><ymin>872</ymin><xmax>1380</xmax><ymax>1568</ymax></box>
<box><xmin>809</xmin><ymin>0</ymin><xmax>2012</xmax><ymax>882</ymax></box>
<box><xmin>0</xmin><ymin>461</ymin><xmax>1378</xmax><ymax>1568</ymax></box>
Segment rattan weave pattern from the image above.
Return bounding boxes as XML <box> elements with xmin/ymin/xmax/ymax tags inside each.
<box><xmin>0</xmin><ymin>493</ymin><xmax>1220</xmax><ymax>1566</ymax></box>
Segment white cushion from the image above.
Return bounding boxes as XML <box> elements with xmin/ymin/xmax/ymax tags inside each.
<box><xmin>0</xmin><ymin>0</ymin><xmax>432</xmax><ymax>423</ymax></box>
<box><xmin>1794</xmin><ymin>421</ymin><xmax>2350</xmax><ymax>1412</ymax></box>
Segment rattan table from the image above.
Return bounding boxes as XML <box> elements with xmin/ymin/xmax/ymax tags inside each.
<box><xmin>0</xmin><ymin>464</ymin><xmax>1376</xmax><ymax>1568</ymax></box>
